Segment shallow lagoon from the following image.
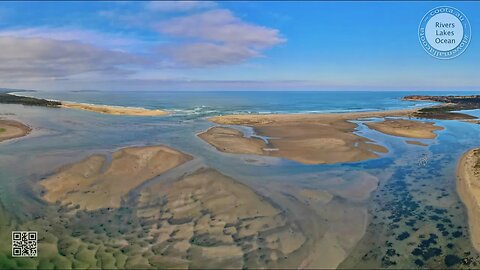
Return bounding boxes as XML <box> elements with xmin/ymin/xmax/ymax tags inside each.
<box><xmin>1</xmin><ymin>91</ymin><xmax>480</xmax><ymax>268</ymax></box>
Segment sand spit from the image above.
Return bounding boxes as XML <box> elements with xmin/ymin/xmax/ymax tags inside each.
<box><xmin>0</xmin><ymin>119</ymin><xmax>31</xmax><ymax>142</ymax></box>
<box><xmin>366</xmin><ymin>119</ymin><xmax>443</xmax><ymax>139</ymax></box>
<box><xmin>136</xmin><ymin>168</ymin><xmax>308</xmax><ymax>268</ymax></box>
<box><xmin>39</xmin><ymin>146</ymin><xmax>192</xmax><ymax>211</ymax></box>
<box><xmin>457</xmin><ymin>148</ymin><xmax>480</xmax><ymax>251</ymax></box>
<box><xmin>201</xmin><ymin>111</ymin><xmax>421</xmax><ymax>164</ymax></box>
<box><xmin>62</xmin><ymin>102</ymin><xmax>168</xmax><ymax>116</ymax></box>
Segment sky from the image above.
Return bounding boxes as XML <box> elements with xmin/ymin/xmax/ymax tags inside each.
<box><xmin>0</xmin><ymin>1</ymin><xmax>478</xmax><ymax>91</ymax></box>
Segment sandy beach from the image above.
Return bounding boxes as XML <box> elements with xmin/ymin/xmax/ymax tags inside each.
<box><xmin>201</xmin><ymin>110</ymin><xmax>427</xmax><ymax>165</ymax></box>
<box><xmin>0</xmin><ymin>119</ymin><xmax>31</xmax><ymax>142</ymax></box>
<box><xmin>39</xmin><ymin>145</ymin><xmax>192</xmax><ymax>210</ymax></box>
<box><xmin>62</xmin><ymin>102</ymin><xmax>168</xmax><ymax>116</ymax></box>
<box><xmin>457</xmin><ymin>148</ymin><xmax>480</xmax><ymax>252</ymax></box>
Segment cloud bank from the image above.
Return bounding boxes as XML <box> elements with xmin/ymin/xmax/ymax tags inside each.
<box><xmin>0</xmin><ymin>37</ymin><xmax>142</xmax><ymax>80</ymax></box>
<box><xmin>156</xmin><ymin>9</ymin><xmax>285</xmax><ymax>67</ymax></box>
<box><xmin>146</xmin><ymin>1</ymin><xmax>217</xmax><ymax>13</ymax></box>
<box><xmin>0</xmin><ymin>1</ymin><xmax>285</xmax><ymax>83</ymax></box>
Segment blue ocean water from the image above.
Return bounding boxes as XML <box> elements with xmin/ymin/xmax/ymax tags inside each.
<box><xmin>20</xmin><ymin>90</ymin><xmax>475</xmax><ymax>117</ymax></box>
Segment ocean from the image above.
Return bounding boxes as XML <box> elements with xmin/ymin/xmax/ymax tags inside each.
<box><xmin>1</xmin><ymin>90</ymin><xmax>480</xmax><ymax>268</ymax></box>
<box><xmin>19</xmin><ymin>90</ymin><xmax>456</xmax><ymax>116</ymax></box>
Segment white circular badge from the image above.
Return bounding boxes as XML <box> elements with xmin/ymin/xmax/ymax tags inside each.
<box><xmin>419</xmin><ymin>6</ymin><xmax>471</xmax><ymax>59</ymax></box>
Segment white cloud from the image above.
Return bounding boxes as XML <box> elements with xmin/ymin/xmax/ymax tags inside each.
<box><xmin>0</xmin><ymin>37</ymin><xmax>144</xmax><ymax>80</ymax></box>
<box><xmin>157</xmin><ymin>9</ymin><xmax>284</xmax><ymax>48</ymax></box>
<box><xmin>156</xmin><ymin>9</ymin><xmax>285</xmax><ymax>67</ymax></box>
<box><xmin>0</xmin><ymin>27</ymin><xmax>150</xmax><ymax>52</ymax></box>
<box><xmin>163</xmin><ymin>42</ymin><xmax>259</xmax><ymax>67</ymax></box>
<box><xmin>0</xmin><ymin>4</ymin><xmax>286</xmax><ymax>84</ymax></box>
<box><xmin>146</xmin><ymin>1</ymin><xmax>216</xmax><ymax>13</ymax></box>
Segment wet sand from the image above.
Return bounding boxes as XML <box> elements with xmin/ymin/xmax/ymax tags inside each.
<box><xmin>137</xmin><ymin>168</ymin><xmax>307</xmax><ymax>268</ymax></box>
<box><xmin>39</xmin><ymin>145</ymin><xmax>192</xmax><ymax>211</ymax></box>
<box><xmin>198</xmin><ymin>127</ymin><xmax>266</xmax><ymax>155</ymax></box>
<box><xmin>406</xmin><ymin>140</ymin><xmax>428</xmax><ymax>146</ymax></box>
<box><xmin>366</xmin><ymin>119</ymin><xmax>444</xmax><ymax>139</ymax></box>
<box><xmin>0</xmin><ymin>119</ymin><xmax>31</xmax><ymax>142</ymax></box>
<box><xmin>62</xmin><ymin>102</ymin><xmax>168</xmax><ymax>116</ymax></box>
<box><xmin>457</xmin><ymin>148</ymin><xmax>480</xmax><ymax>251</ymax></box>
<box><xmin>203</xmin><ymin>111</ymin><xmax>421</xmax><ymax>165</ymax></box>
<box><xmin>136</xmin><ymin>167</ymin><xmax>372</xmax><ymax>268</ymax></box>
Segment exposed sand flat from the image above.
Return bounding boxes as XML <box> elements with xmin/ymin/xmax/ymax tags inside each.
<box><xmin>366</xmin><ymin>119</ymin><xmax>443</xmax><ymax>139</ymax></box>
<box><xmin>0</xmin><ymin>119</ymin><xmax>31</xmax><ymax>142</ymax></box>
<box><xmin>203</xmin><ymin>111</ymin><xmax>413</xmax><ymax>164</ymax></box>
<box><xmin>406</xmin><ymin>140</ymin><xmax>428</xmax><ymax>146</ymax></box>
<box><xmin>198</xmin><ymin>127</ymin><xmax>267</xmax><ymax>155</ymax></box>
<box><xmin>136</xmin><ymin>168</ymin><xmax>310</xmax><ymax>268</ymax></box>
<box><xmin>62</xmin><ymin>102</ymin><xmax>168</xmax><ymax>116</ymax></box>
<box><xmin>39</xmin><ymin>145</ymin><xmax>192</xmax><ymax>211</ymax></box>
<box><xmin>457</xmin><ymin>148</ymin><xmax>480</xmax><ymax>251</ymax></box>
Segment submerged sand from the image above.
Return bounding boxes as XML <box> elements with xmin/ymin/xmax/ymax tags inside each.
<box><xmin>0</xmin><ymin>119</ymin><xmax>31</xmax><ymax>142</ymax></box>
<box><xmin>39</xmin><ymin>145</ymin><xmax>192</xmax><ymax>211</ymax></box>
<box><xmin>137</xmin><ymin>168</ymin><xmax>307</xmax><ymax>268</ymax></box>
<box><xmin>457</xmin><ymin>148</ymin><xmax>480</xmax><ymax>251</ymax></box>
<box><xmin>366</xmin><ymin>119</ymin><xmax>443</xmax><ymax>139</ymax></box>
<box><xmin>136</xmin><ymin>168</ymin><xmax>372</xmax><ymax>268</ymax></box>
<box><xmin>62</xmin><ymin>102</ymin><xmax>168</xmax><ymax>116</ymax></box>
<box><xmin>202</xmin><ymin>111</ymin><xmax>420</xmax><ymax>165</ymax></box>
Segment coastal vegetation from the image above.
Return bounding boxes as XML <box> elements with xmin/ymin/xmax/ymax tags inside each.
<box><xmin>404</xmin><ymin>95</ymin><xmax>480</xmax><ymax>120</ymax></box>
<box><xmin>0</xmin><ymin>93</ymin><xmax>61</xmax><ymax>107</ymax></box>
<box><xmin>0</xmin><ymin>93</ymin><xmax>168</xmax><ymax>116</ymax></box>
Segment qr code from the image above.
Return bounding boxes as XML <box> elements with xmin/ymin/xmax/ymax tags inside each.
<box><xmin>12</xmin><ymin>231</ymin><xmax>37</xmax><ymax>257</ymax></box>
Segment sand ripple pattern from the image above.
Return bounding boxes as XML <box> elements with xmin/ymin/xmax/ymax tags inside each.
<box><xmin>136</xmin><ymin>168</ymin><xmax>307</xmax><ymax>268</ymax></box>
<box><xmin>39</xmin><ymin>146</ymin><xmax>193</xmax><ymax>211</ymax></box>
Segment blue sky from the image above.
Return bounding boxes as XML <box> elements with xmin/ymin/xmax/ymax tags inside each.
<box><xmin>0</xmin><ymin>1</ymin><xmax>478</xmax><ymax>91</ymax></box>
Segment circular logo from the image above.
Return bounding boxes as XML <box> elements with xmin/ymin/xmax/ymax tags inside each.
<box><xmin>418</xmin><ymin>6</ymin><xmax>471</xmax><ymax>59</ymax></box>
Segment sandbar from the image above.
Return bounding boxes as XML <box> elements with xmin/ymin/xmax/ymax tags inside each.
<box><xmin>457</xmin><ymin>148</ymin><xmax>480</xmax><ymax>251</ymax></box>
<box><xmin>0</xmin><ymin>119</ymin><xmax>31</xmax><ymax>142</ymax></box>
<box><xmin>62</xmin><ymin>102</ymin><xmax>168</xmax><ymax>116</ymax></box>
<box><xmin>39</xmin><ymin>145</ymin><xmax>192</xmax><ymax>211</ymax></box>
<box><xmin>202</xmin><ymin>111</ymin><xmax>422</xmax><ymax>164</ymax></box>
<box><xmin>366</xmin><ymin>119</ymin><xmax>443</xmax><ymax>139</ymax></box>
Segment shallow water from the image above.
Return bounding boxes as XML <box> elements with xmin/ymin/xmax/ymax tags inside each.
<box><xmin>1</xmin><ymin>91</ymin><xmax>480</xmax><ymax>268</ymax></box>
